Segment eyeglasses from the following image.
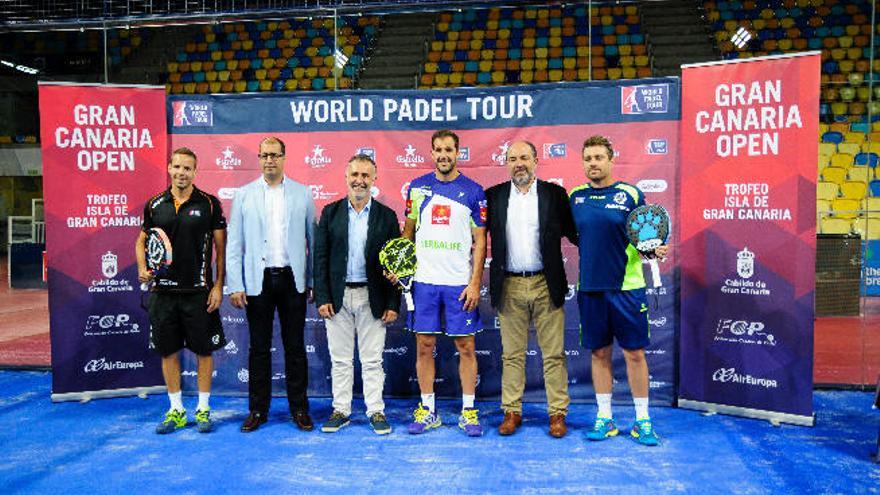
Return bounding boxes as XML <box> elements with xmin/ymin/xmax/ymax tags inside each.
<box><xmin>258</xmin><ymin>153</ymin><xmax>285</xmax><ymax>161</ymax></box>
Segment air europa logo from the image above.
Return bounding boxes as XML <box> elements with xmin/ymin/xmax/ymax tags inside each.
<box><xmin>83</xmin><ymin>357</ymin><xmax>144</xmax><ymax>373</ymax></box>
<box><xmin>711</xmin><ymin>367</ymin><xmax>777</xmax><ymax>388</ymax></box>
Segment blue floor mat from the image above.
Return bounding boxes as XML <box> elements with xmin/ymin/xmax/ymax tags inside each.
<box><xmin>1</xmin><ymin>370</ymin><xmax>877</xmax><ymax>494</ymax></box>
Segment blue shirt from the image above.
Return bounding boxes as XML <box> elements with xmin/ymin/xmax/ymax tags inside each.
<box><xmin>346</xmin><ymin>199</ymin><xmax>371</xmax><ymax>282</ymax></box>
<box><xmin>569</xmin><ymin>181</ymin><xmax>645</xmax><ymax>291</ymax></box>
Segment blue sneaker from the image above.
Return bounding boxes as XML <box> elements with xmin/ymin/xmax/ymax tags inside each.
<box><xmin>458</xmin><ymin>408</ymin><xmax>483</xmax><ymax>437</ymax></box>
<box><xmin>321</xmin><ymin>411</ymin><xmax>351</xmax><ymax>433</ymax></box>
<box><xmin>408</xmin><ymin>403</ymin><xmax>441</xmax><ymax>434</ymax></box>
<box><xmin>631</xmin><ymin>418</ymin><xmax>660</xmax><ymax>446</ymax></box>
<box><xmin>585</xmin><ymin>416</ymin><xmax>619</xmax><ymax>441</ymax></box>
<box><xmin>156</xmin><ymin>409</ymin><xmax>187</xmax><ymax>434</ymax></box>
<box><xmin>195</xmin><ymin>408</ymin><xmax>214</xmax><ymax>433</ymax></box>
<box><xmin>369</xmin><ymin>412</ymin><xmax>392</xmax><ymax>435</ymax></box>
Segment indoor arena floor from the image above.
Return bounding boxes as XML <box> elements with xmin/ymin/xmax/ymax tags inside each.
<box><xmin>1</xmin><ymin>371</ymin><xmax>877</xmax><ymax>494</ymax></box>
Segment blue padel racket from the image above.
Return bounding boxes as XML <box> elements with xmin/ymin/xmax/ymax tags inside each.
<box><xmin>626</xmin><ymin>204</ymin><xmax>670</xmax><ymax>288</ymax></box>
<box><xmin>379</xmin><ymin>237</ymin><xmax>417</xmax><ymax>311</ymax></box>
<box><xmin>141</xmin><ymin>227</ymin><xmax>173</xmax><ymax>291</ymax></box>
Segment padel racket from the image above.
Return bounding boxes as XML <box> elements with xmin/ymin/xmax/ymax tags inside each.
<box><xmin>626</xmin><ymin>204</ymin><xmax>670</xmax><ymax>288</ymax></box>
<box><xmin>141</xmin><ymin>227</ymin><xmax>172</xmax><ymax>291</ymax></box>
<box><xmin>379</xmin><ymin>237</ymin><xmax>417</xmax><ymax>311</ymax></box>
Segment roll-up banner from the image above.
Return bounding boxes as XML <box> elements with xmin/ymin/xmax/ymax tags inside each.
<box><xmin>40</xmin><ymin>83</ymin><xmax>168</xmax><ymax>401</ymax></box>
<box><xmin>168</xmin><ymin>81</ymin><xmax>681</xmax><ymax>403</ymax></box>
<box><xmin>678</xmin><ymin>53</ymin><xmax>819</xmax><ymax>425</ymax></box>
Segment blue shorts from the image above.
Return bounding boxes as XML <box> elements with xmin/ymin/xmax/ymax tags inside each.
<box><xmin>577</xmin><ymin>289</ymin><xmax>649</xmax><ymax>350</ymax></box>
<box><xmin>408</xmin><ymin>281</ymin><xmax>481</xmax><ymax>337</ymax></box>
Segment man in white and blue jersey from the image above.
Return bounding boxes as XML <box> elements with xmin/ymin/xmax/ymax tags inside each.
<box><xmin>569</xmin><ymin>135</ymin><xmax>668</xmax><ymax>446</ymax></box>
<box><xmin>400</xmin><ymin>130</ymin><xmax>487</xmax><ymax>437</ymax></box>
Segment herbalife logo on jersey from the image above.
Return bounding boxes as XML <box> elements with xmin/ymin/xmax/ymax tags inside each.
<box><xmin>216</xmin><ymin>146</ymin><xmax>242</xmax><ymax>170</ymax></box>
<box><xmin>305</xmin><ymin>145</ymin><xmax>332</xmax><ymax>168</ymax></box>
<box><xmin>396</xmin><ymin>144</ymin><xmax>426</xmax><ymax>167</ymax></box>
<box><xmin>621</xmin><ymin>84</ymin><xmax>670</xmax><ymax>115</ymax></box>
<box><xmin>491</xmin><ymin>141</ymin><xmax>511</xmax><ymax>166</ymax></box>
<box><xmin>431</xmin><ymin>204</ymin><xmax>451</xmax><ymax>225</ymax></box>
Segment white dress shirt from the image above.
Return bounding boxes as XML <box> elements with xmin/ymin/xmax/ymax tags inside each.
<box><xmin>506</xmin><ymin>179</ymin><xmax>543</xmax><ymax>272</ymax></box>
<box><xmin>264</xmin><ymin>178</ymin><xmax>290</xmax><ymax>267</ymax></box>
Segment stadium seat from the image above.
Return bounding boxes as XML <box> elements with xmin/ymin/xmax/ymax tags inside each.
<box><xmin>820</xmin><ymin>217</ymin><xmax>852</xmax><ymax>234</ymax></box>
<box><xmin>818</xmin><ymin>181</ymin><xmax>840</xmax><ymax>201</ymax></box>
<box><xmin>832</xmin><ymin>198</ymin><xmax>861</xmax><ymax>219</ymax></box>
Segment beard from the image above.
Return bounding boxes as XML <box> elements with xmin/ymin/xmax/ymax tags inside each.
<box><xmin>512</xmin><ymin>170</ymin><xmax>533</xmax><ymax>187</ymax></box>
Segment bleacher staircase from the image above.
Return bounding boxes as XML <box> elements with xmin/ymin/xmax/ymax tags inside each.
<box><xmin>359</xmin><ymin>13</ymin><xmax>435</xmax><ymax>89</ymax></box>
<box><xmin>641</xmin><ymin>0</ymin><xmax>717</xmax><ymax>76</ymax></box>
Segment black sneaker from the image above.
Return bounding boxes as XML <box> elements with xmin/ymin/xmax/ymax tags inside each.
<box><xmin>370</xmin><ymin>412</ymin><xmax>392</xmax><ymax>435</ymax></box>
<box><xmin>321</xmin><ymin>411</ymin><xmax>350</xmax><ymax>433</ymax></box>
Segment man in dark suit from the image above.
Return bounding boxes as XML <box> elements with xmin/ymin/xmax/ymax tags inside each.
<box><xmin>313</xmin><ymin>154</ymin><xmax>401</xmax><ymax>435</ymax></box>
<box><xmin>485</xmin><ymin>140</ymin><xmax>578</xmax><ymax>438</ymax></box>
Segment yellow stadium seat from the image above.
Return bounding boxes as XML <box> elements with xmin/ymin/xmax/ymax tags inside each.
<box><xmin>844</xmin><ymin>132</ymin><xmax>865</xmax><ymax>144</ymax></box>
<box><xmin>817</xmin><ymin>199</ymin><xmax>832</xmax><ymax>216</ymax></box>
<box><xmin>820</xmin><ymin>217</ymin><xmax>852</xmax><ymax>234</ymax></box>
<box><xmin>837</xmin><ymin>143</ymin><xmax>861</xmax><ymax>156</ymax></box>
<box><xmin>183</xmin><ymin>83</ymin><xmax>196</xmax><ymax>94</ymax></box>
<box><xmin>822</xmin><ymin>166</ymin><xmax>848</xmax><ymax>184</ymax></box>
<box><xmin>607</xmin><ymin>68</ymin><xmax>622</xmax><ymax>79</ymax></box>
<box><xmin>863</xmin><ymin>197</ymin><xmax>880</xmax><ymax>217</ymax></box>
<box><xmin>209</xmin><ymin>82</ymin><xmax>221</xmax><ymax>93</ymax></box>
<box><xmin>818</xmin><ymin>142</ymin><xmax>837</xmax><ymax>156</ymax></box>
<box><xmin>191</xmin><ymin>61</ymin><xmax>202</xmax><ymax>72</ymax></box>
<box><xmin>847</xmin><ymin>167</ymin><xmax>873</xmax><ymax>182</ymax></box>
<box><xmin>832</xmin><ymin>198</ymin><xmax>861</xmax><ymax>219</ymax></box>
<box><xmin>817</xmin><ymin>181</ymin><xmax>840</xmax><ymax>200</ymax></box>
<box><xmin>841</xmin><ymin>181</ymin><xmax>868</xmax><ymax>199</ymax></box>
<box><xmin>830</xmin><ymin>154</ymin><xmax>854</xmax><ymax>169</ymax></box>
<box><xmin>863</xmin><ymin>142</ymin><xmax>880</xmax><ymax>155</ymax></box>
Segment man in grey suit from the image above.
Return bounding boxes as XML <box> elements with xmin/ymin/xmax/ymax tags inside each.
<box><xmin>226</xmin><ymin>136</ymin><xmax>316</xmax><ymax>433</ymax></box>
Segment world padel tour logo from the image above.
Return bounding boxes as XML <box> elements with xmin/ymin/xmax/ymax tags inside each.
<box><xmin>543</xmin><ymin>143</ymin><xmax>566</xmax><ymax>158</ymax></box>
<box><xmin>621</xmin><ymin>84</ymin><xmax>670</xmax><ymax>114</ymax></box>
<box><xmin>356</xmin><ymin>147</ymin><xmax>375</xmax><ymax>160</ymax></box>
<box><xmin>172</xmin><ymin>101</ymin><xmax>213</xmax><ymax>126</ymax></box>
<box><xmin>458</xmin><ymin>147</ymin><xmax>470</xmax><ymax>162</ymax></box>
<box><xmin>216</xmin><ymin>146</ymin><xmax>242</xmax><ymax>170</ymax></box>
<box><xmin>645</xmin><ymin>139</ymin><xmax>668</xmax><ymax>155</ymax></box>
<box><xmin>396</xmin><ymin>144</ymin><xmax>426</xmax><ymax>167</ymax></box>
<box><xmin>305</xmin><ymin>145</ymin><xmax>332</xmax><ymax>168</ymax></box>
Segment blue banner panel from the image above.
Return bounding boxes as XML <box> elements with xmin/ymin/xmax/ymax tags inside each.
<box><xmin>170</xmin><ymin>81</ymin><xmax>680</xmax><ymax>405</ymax></box>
